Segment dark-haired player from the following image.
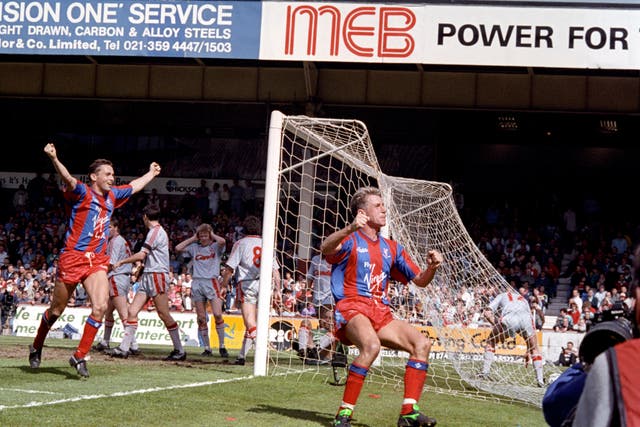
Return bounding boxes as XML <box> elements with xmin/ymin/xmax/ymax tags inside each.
<box><xmin>29</xmin><ymin>143</ymin><xmax>160</xmax><ymax>377</ymax></box>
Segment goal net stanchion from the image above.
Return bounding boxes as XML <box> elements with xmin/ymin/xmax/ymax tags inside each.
<box><xmin>255</xmin><ymin>110</ymin><xmax>561</xmax><ymax>407</ymax></box>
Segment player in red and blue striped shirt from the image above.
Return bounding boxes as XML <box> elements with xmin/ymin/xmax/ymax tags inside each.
<box><xmin>323</xmin><ymin>187</ymin><xmax>443</xmax><ymax>427</ymax></box>
<box><xmin>29</xmin><ymin>142</ymin><xmax>161</xmax><ymax>378</ymax></box>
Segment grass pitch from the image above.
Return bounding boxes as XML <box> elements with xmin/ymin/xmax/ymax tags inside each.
<box><xmin>0</xmin><ymin>336</ymin><xmax>545</xmax><ymax>426</ymax></box>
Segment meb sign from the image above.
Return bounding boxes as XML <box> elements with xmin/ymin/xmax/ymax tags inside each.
<box><xmin>259</xmin><ymin>1</ymin><xmax>640</xmax><ymax>69</ymax></box>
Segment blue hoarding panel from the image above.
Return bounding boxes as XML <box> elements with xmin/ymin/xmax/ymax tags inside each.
<box><xmin>0</xmin><ymin>1</ymin><xmax>262</xmax><ymax>58</ymax></box>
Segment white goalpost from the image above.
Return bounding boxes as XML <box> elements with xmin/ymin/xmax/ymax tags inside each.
<box><xmin>255</xmin><ymin>110</ymin><xmax>560</xmax><ymax>407</ymax></box>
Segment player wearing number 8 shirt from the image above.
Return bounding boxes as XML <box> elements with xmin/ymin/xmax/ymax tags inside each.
<box><xmin>220</xmin><ymin>216</ymin><xmax>280</xmax><ymax>365</ymax></box>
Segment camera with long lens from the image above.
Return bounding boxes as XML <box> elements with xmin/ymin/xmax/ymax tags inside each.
<box><xmin>590</xmin><ymin>300</ymin><xmax>630</xmax><ymax>327</ymax></box>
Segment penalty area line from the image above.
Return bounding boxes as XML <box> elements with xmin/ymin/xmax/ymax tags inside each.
<box><xmin>0</xmin><ymin>374</ymin><xmax>256</xmax><ymax>411</ymax></box>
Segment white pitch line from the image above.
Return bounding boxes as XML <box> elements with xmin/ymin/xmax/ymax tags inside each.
<box><xmin>0</xmin><ymin>374</ymin><xmax>254</xmax><ymax>411</ymax></box>
<box><xmin>0</xmin><ymin>388</ymin><xmax>64</xmax><ymax>395</ymax></box>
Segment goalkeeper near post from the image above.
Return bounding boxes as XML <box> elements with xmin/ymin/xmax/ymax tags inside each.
<box><xmin>321</xmin><ymin>186</ymin><xmax>443</xmax><ymax>427</ymax></box>
<box><xmin>478</xmin><ymin>289</ymin><xmax>545</xmax><ymax>387</ymax></box>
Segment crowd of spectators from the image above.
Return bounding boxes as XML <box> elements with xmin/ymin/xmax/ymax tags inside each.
<box><xmin>0</xmin><ymin>176</ymin><xmax>637</xmax><ymax>336</ymax></box>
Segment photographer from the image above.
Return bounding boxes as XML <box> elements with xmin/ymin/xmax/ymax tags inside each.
<box><xmin>572</xmin><ymin>245</ymin><xmax>640</xmax><ymax>427</ymax></box>
<box><xmin>0</xmin><ymin>280</ymin><xmax>18</xmax><ymax>335</ymax></box>
<box><xmin>556</xmin><ymin>341</ymin><xmax>578</xmax><ymax>367</ymax></box>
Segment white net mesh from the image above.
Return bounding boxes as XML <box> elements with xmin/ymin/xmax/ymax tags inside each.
<box><xmin>264</xmin><ymin>113</ymin><xmax>560</xmax><ymax>407</ymax></box>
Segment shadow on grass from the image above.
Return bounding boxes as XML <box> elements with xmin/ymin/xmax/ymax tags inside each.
<box><xmin>18</xmin><ymin>366</ymin><xmax>79</xmax><ymax>379</ymax></box>
<box><xmin>247</xmin><ymin>404</ymin><xmax>373</xmax><ymax>427</ymax></box>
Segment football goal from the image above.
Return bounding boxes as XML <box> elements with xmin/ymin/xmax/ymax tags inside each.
<box><xmin>254</xmin><ymin>110</ymin><xmax>558</xmax><ymax>407</ymax></box>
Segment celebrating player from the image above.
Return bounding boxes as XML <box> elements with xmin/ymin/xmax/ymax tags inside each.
<box><xmin>220</xmin><ymin>215</ymin><xmax>280</xmax><ymax>365</ymax></box>
<box><xmin>175</xmin><ymin>223</ymin><xmax>228</xmax><ymax>358</ymax></box>
<box><xmin>322</xmin><ymin>186</ymin><xmax>443</xmax><ymax>427</ymax></box>
<box><xmin>479</xmin><ymin>289</ymin><xmax>545</xmax><ymax>387</ymax></box>
<box><xmin>107</xmin><ymin>205</ymin><xmax>186</xmax><ymax>361</ymax></box>
<box><xmin>29</xmin><ymin>143</ymin><xmax>160</xmax><ymax>377</ymax></box>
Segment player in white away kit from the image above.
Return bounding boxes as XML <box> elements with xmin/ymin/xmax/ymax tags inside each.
<box><xmin>221</xmin><ymin>216</ymin><xmax>280</xmax><ymax>365</ymax></box>
<box><xmin>93</xmin><ymin>218</ymin><xmax>139</xmax><ymax>354</ymax></box>
<box><xmin>175</xmin><ymin>223</ymin><xmax>228</xmax><ymax>358</ymax></box>
<box><xmin>480</xmin><ymin>289</ymin><xmax>545</xmax><ymax>387</ymax></box>
<box><xmin>307</xmin><ymin>242</ymin><xmax>334</xmax><ymax>309</ymax></box>
<box><xmin>108</xmin><ymin>205</ymin><xmax>186</xmax><ymax>361</ymax></box>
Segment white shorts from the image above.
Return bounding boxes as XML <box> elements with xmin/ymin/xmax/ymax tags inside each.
<box><xmin>191</xmin><ymin>277</ymin><xmax>223</xmax><ymax>303</ymax></box>
<box><xmin>501</xmin><ymin>312</ymin><xmax>535</xmax><ymax>339</ymax></box>
<box><xmin>139</xmin><ymin>272</ymin><xmax>169</xmax><ymax>298</ymax></box>
<box><xmin>237</xmin><ymin>279</ymin><xmax>259</xmax><ymax>305</ymax></box>
<box><xmin>108</xmin><ymin>273</ymin><xmax>131</xmax><ymax>298</ymax></box>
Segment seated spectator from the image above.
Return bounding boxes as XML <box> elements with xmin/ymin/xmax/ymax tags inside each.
<box><xmin>567</xmin><ymin>302</ymin><xmax>581</xmax><ymax>325</ymax></box>
<box><xmin>573</xmin><ymin>317</ymin><xmax>587</xmax><ymax>332</ymax></box>
<box><xmin>300</xmin><ymin>302</ymin><xmax>316</xmax><ymax>317</ymax></box>
<box><xmin>295</xmin><ymin>308</ymin><xmax>336</xmax><ymax>365</ymax></box>
<box><xmin>553</xmin><ymin>309</ymin><xmax>573</xmax><ymax>332</ymax></box>
<box><xmin>281</xmin><ymin>288</ymin><xmax>297</xmax><ymax>316</ymax></box>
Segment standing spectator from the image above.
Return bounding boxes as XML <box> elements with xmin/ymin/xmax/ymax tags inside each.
<box><xmin>107</xmin><ymin>205</ymin><xmax>186</xmax><ymax>361</ymax></box>
<box><xmin>243</xmin><ymin>179</ymin><xmax>257</xmax><ymax>216</ymax></box>
<box><xmin>220</xmin><ymin>215</ymin><xmax>281</xmax><ymax>365</ymax></box>
<box><xmin>43</xmin><ymin>172</ymin><xmax>60</xmax><ymax>209</ymax></box>
<box><xmin>208</xmin><ymin>182</ymin><xmax>220</xmax><ymax>216</ymax></box>
<box><xmin>182</xmin><ymin>287</ymin><xmax>193</xmax><ymax>312</ymax></box>
<box><xmin>563</xmin><ymin>206</ymin><xmax>577</xmax><ymax>250</ymax></box>
<box><xmin>229</xmin><ymin>179</ymin><xmax>245</xmax><ymax>217</ymax></box>
<box><xmin>0</xmin><ymin>280</ymin><xmax>18</xmax><ymax>335</ymax></box>
<box><xmin>610</xmin><ymin>231</ymin><xmax>629</xmax><ymax>256</ymax></box>
<box><xmin>0</xmin><ymin>244</ymin><xmax>8</xmax><ymax>266</ymax></box>
<box><xmin>321</xmin><ymin>186</ymin><xmax>442</xmax><ymax>427</ymax></box>
<box><xmin>13</xmin><ymin>184</ymin><xmax>28</xmax><ymax>214</ymax></box>
<box><xmin>27</xmin><ymin>171</ymin><xmax>46</xmax><ymax>210</ymax></box>
<box><xmin>28</xmin><ymin>143</ymin><xmax>161</xmax><ymax>377</ymax></box>
<box><xmin>195</xmin><ymin>179</ymin><xmax>210</xmax><ymax>217</ymax></box>
<box><xmin>145</xmin><ymin>188</ymin><xmax>160</xmax><ymax>210</ymax></box>
<box><xmin>219</xmin><ymin>183</ymin><xmax>231</xmax><ymax>214</ymax></box>
<box><xmin>174</xmin><ymin>223</ymin><xmax>229</xmax><ymax>358</ymax></box>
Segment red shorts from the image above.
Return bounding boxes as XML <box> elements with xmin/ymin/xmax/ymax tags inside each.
<box><xmin>334</xmin><ymin>296</ymin><xmax>394</xmax><ymax>345</ymax></box>
<box><xmin>58</xmin><ymin>251</ymin><xmax>109</xmax><ymax>285</ymax></box>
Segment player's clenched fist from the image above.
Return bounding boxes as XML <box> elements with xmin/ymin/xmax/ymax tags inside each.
<box><xmin>149</xmin><ymin>162</ymin><xmax>161</xmax><ymax>176</ymax></box>
<box><xmin>43</xmin><ymin>143</ymin><xmax>57</xmax><ymax>159</ymax></box>
<box><xmin>426</xmin><ymin>249</ymin><xmax>443</xmax><ymax>270</ymax></box>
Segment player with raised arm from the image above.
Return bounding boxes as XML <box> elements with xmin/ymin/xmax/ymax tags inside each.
<box><xmin>479</xmin><ymin>288</ymin><xmax>545</xmax><ymax>387</ymax></box>
<box><xmin>322</xmin><ymin>186</ymin><xmax>443</xmax><ymax>427</ymax></box>
<box><xmin>220</xmin><ymin>215</ymin><xmax>281</xmax><ymax>365</ymax></box>
<box><xmin>93</xmin><ymin>218</ymin><xmax>140</xmax><ymax>355</ymax></box>
<box><xmin>29</xmin><ymin>143</ymin><xmax>160</xmax><ymax>378</ymax></box>
<box><xmin>107</xmin><ymin>205</ymin><xmax>186</xmax><ymax>361</ymax></box>
<box><xmin>175</xmin><ymin>223</ymin><xmax>228</xmax><ymax>358</ymax></box>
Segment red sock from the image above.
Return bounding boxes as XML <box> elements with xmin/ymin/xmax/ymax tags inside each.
<box><xmin>33</xmin><ymin>310</ymin><xmax>59</xmax><ymax>350</ymax></box>
<box><xmin>402</xmin><ymin>359</ymin><xmax>428</xmax><ymax>415</ymax></box>
<box><xmin>342</xmin><ymin>363</ymin><xmax>368</xmax><ymax>407</ymax></box>
<box><xmin>74</xmin><ymin>316</ymin><xmax>102</xmax><ymax>360</ymax></box>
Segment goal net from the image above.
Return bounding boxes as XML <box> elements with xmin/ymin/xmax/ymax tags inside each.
<box><xmin>256</xmin><ymin>110</ymin><xmax>560</xmax><ymax>407</ymax></box>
